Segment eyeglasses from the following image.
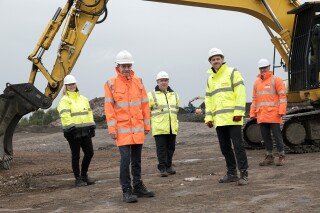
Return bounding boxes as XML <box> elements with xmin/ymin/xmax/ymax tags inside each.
<box><xmin>120</xmin><ymin>64</ymin><xmax>132</xmax><ymax>68</ymax></box>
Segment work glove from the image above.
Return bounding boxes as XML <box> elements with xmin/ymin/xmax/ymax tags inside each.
<box><xmin>206</xmin><ymin>121</ymin><xmax>213</xmax><ymax>128</ymax></box>
<box><xmin>233</xmin><ymin>116</ymin><xmax>242</xmax><ymax>122</ymax></box>
<box><xmin>89</xmin><ymin>125</ymin><xmax>96</xmax><ymax>138</ymax></box>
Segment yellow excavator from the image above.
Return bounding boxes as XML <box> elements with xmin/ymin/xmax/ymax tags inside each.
<box><xmin>0</xmin><ymin>0</ymin><xmax>319</xmax><ymax>169</ymax></box>
<box><xmin>147</xmin><ymin>0</ymin><xmax>320</xmax><ymax>153</ymax></box>
<box><xmin>0</xmin><ymin>0</ymin><xmax>108</xmax><ymax>169</ymax></box>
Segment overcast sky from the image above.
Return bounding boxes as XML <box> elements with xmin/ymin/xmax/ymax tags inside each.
<box><xmin>0</xmin><ymin>0</ymin><xmax>309</xmax><ymax>108</ymax></box>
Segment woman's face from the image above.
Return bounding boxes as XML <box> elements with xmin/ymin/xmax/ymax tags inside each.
<box><xmin>66</xmin><ymin>83</ymin><xmax>77</xmax><ymax>92</ymax></box>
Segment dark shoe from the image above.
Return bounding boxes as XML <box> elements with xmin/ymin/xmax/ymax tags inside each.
<box><xmin>133</xmin><ymin>182</ymin><xmax>155</xmax><ymax>198</ymax></box>
<box><xmin>123</xmin><ymin>188</ymin><xmax>138</xmax><ymax>203</ymax></box>
<box><xmin>238</xmin><ymin>170</ymin><xmax>248</xmax><ymax>186</ymax></box>
<box><xmin>75</xmin><ymin>177</ymin><xmax>87</xmax><ymax>187</ymax></box>
<box><xmin>160</xmin><ymin>169</ymin><xmax>168</xmax><ymax>177</ymax></box>
<box><xmin>219</xmin><ymin>171</ymin><xmax>239</xmax><ymax>183</ymax></box>
<box><xmin>276</xmin><ymin>154</ymin><xmax>285</xmax><ymax>166</ymax></box>
<box><xmin>166</xmin><ymin>167</ymin><xmax>176</xmax><ymax>175</ymax></box>
<box><xmin>259</xmin><ymin>154</ymin><xmax>275</xmax><ymax>166</ymax></box>
<box><xmin>81</xmin><ymin>175</ymin><xmax>95</xmax><ymax>185</ymax></box>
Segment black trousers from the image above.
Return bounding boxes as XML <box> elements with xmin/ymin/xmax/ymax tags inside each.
<box><xmin>118</xmin><ymin>144</ymin><xmax>142</xmax><ymax>191</ymax></box>
<box><xmin>67</xmin><ymin>135</ymin><xmax>94</xmax><ymax>178</ymax></box>
<box><xmin>259</xmin><ymin>123</ymin><xmax>284</xmax><ymax>153</ymax></box>
<box><xmin>154</xmin><ymin>134</ymin><xmax>176</xmax><ymax>170</ymax></box>
<box><xmin>216</xmin><ymin>125</ymin><xmax>248</xmax><ymax>172</ymax></box>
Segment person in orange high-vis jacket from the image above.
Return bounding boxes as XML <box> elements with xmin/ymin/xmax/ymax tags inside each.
<box><xmin>250</xmin><ymin>58</ymin><xmax>287</xmax><ymax>167</ymax></box>
<box><xmin>104</xmin><ymin>50</ymin><xmax>154</xmax><ymax>203</ymax></box>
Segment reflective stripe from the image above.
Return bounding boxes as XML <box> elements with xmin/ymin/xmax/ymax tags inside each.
<box><xmin>132</xmin><ymin>127</ymin><xmax>144</xmax><ymax>133</ymax></box>
<box><xmin>151</xmin><ymin>91</ymin><xmax>158</xmax><ymax>108</ymax></box>
<box><xmin>235</xmin><ymin>106</ymin><xmax>245</xmax><ymax>111</ymax></box>
<box><xmin>107</xmin><ymin>80</ymin><xmax>114</xmax><ymax>92</ymax></box>
<box><xmin>62</xmin><ymin>122</ymin><xmax>95</xmax><ymax>129</ymax></box>
<box><xmin>151</xmin><ymin>110</ymin><xmax>170</xmax><ymax>116</ymax></box>
<box><xmin>280</xmin><ymin>99</ymin><xmax>287</xmax><ymax>103</ymax></box>
<box><xmin>213</xmin><ymin>109</ymin><xmax>234</xmax><ymax>116</ymax></box>
<box><xmin>205</xmin><ymin>112</ymin><xmax>212</xmax><ymax>116</ymax></box>
<box><xmin>141</xmin><ymin>97</ymin><xmax>149</xmax><ymax>103</ymax></box>
<box><xmin>169</xmin><ymin>105</ymin><xmax>179</xmax><ymax>109</ymax></box>
<box><xmin>251</xmin><ymin>103</ymin><xmax>257</xmax><ymax>107</ymax></box>
<box><xmin>105</xmin><ymin>97</ymin><xmax>115</xmax><ymax>103</ymax></box>
<box><xmin>71</xmin><ymin>111</ymin><xmax>89</xmax><ymax>116</ymax></box>
<box><xmin>130</xmin><ymin>101</ymin><xmax>142</xmax><ymax>106</ymax></box>
<box><xmin>206</xmin><ymin>87</ymin><xmax>233</xmax><ymax>97</ymax></box>
<box><xmin>256</xmin><ymin>102</ymin><xmax>279</xmax><ymax>107</ymax></box>
<box><xmin>117</xmin><ymin>127</ymin><xmax>144</xmax><ymax>134</ymax></box>
<box><xmin>108</xmin><ymin>120</ymin><xmax>117</xmax><ymax>127</ymax></box>
<box><xmin>59</xmin><ymin>109</ymin><xmax>71</xmax><ymax>115</ymax></box>
<box><xmin>278</xmin><ymin>90</ymin><xmax>286</xmax><ymax>94</ymax></box>
<box><xmin>233</xmin><ymin>80</ymin><xmax>244</xmax><ymax>87</ymax></box>
<box><xmin>144</xmin><ymin>119</ymin><xmax>150</xmax><ymax>125</ymax></box>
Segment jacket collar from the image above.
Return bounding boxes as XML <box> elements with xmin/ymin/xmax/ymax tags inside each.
<box><xmin>115</xmin><ymin>67</ymin><xmax>135</xmax><ymax>81</ymax></box>
<box><xmin>155</xmin><ymin>85</ymin><xmax>174</xmax><ymax>92</ymax></box>
<box><xmin>67</xmin><ymin>91</ymin><xmax>79</xmax><ymax>98</ymax></box>
<box><xmin>257</xmin><ymin>71</ymin><xmax>273</xmax><ymax>80</ymax></box>
<box><xmin>207</xmin><ymin>62</ymin><xmax>227</xmax><ymax>74</ymax></box>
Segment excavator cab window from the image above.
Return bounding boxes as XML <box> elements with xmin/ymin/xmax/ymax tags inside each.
<box><xmin>288</xmin><ymin>3</ymin><xmax>320</xmax><ymax>92</ymax></box>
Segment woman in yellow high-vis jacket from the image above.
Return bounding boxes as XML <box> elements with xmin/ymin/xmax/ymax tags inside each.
<box><xmin>205</xmin><ymin>48</ymin><xmax>248</xmax><ymax>186</ymax></box>
<box><xmin>148</xmin><ymin>71</ymin><xmax>179</xmax><ymax>177</ymax></box>
<box><xmin>57</xmin><ymin>75</ymin><xmax>96</xmax><ymax>187</ymax></box>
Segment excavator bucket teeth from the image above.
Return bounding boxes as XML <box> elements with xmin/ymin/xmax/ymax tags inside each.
<box><xmin>0</xmin><ymin>83</ymin><xmax>52</xmax><ymax>169</ymax></box>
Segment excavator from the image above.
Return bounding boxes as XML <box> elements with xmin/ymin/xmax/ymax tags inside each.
<box><xmin>0</xmin><ymin>0</ymin><xmax>319</xmax><ymax>169</ymax></box>
<box><xmin>146</xmin><ymin>0</ymin><xmax>320</xmax><ymax>153</ymax></box>
<box><xmin>0</xmin><ymin>0</ymin><xmax>108</xmax><ymax>169</ymax></box>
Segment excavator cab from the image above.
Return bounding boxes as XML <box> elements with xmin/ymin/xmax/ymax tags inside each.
<box><xmin>288</xmin><ymin>3</ymin><xmax>320</xmax><ymax>102</ymax></box>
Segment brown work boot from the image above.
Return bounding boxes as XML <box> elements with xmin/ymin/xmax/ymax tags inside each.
<box><xmin>276</xmin><ymin>154</ymin><xmax>285</xmax><ymax>166</ymax></box>
<box><xmin>259</xmin><ymin>155</ymin><xmax>275</xmax><ymax>166</ymax></box>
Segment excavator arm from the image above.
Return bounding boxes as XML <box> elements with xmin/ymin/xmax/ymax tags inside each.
<box><xmin>146</xmin><ymin>0</ymin><xmax>299</xmax><ymax>65</ymax></box>
<box><xmin>0</xmin><ymin>0</ymin><xmax>108</xmax><ymax>169</ymax></box>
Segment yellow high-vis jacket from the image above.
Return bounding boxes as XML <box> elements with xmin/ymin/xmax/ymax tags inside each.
<box><xmin>205</xmin><ymin>63</ymin><xmax>246</xmax><ymax>128</ymax></box>
<box><xmin>148</xmin><ymin>86</ymin><xmax>179</xmax><ymax>136</ymax></box>
<box><xmin>57</xmin><ymin>91</ymin><xmax>95</xmax><ymax>131</ymax></box>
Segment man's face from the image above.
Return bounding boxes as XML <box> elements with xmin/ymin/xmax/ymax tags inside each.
<box><xmin>118</xmin><ymin>64</ymin><xmax>132</xmax><ymax>78</ymax></box>
<box><xmin>209</xmin><ymin>55</ymin><xmax>224</xmax><ymax>70</ymax></box>
<box><xmin>259</xmin><ymin>66</ymin><xmax>269</xmax><ymax>75</ymax></box>
<box><xmin>157</xmin><ymin>78</ymin><xmax>169</xmax><ymax>91</ymax></box>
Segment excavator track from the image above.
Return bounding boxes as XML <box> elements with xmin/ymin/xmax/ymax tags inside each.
<box><xmin>282</xmin><ymin>110</ymin><xmax>320</xmax><ymax>153</ymax></box>
<box><xmin>243</xmin><ymin>109</ymin><xmax>320</xmax><ymax>154</ymax></box>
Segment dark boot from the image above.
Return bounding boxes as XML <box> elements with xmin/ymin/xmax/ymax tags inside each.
<box><xmin>75</xmin><ymin>177</ymin><xmax>87</xmax><ymax>187</ymax></box>
<box><xmin>81</xmin><ymin>174</ymin><xmax>95</xmax><ymax>185</ymax></box>
<box><xmin>133</xmin><ymin>182</ymin><xmax>155</xmax><ymax>197</ymax></box>
<box><xmin>123</xmin><ymin>188</ymin><xmax>138</xmax><ymax>203</ymax></box>
<box><xmin>160</xmin><ymin>168</ymin><xmax>168</xmax><ymax>177</ymax></box>
<box><xmin>166</xmin><ymin>167</ymin><xmax>176</xmax><ymax>175</ymax></box>
<box><xmin>276</xmin><ymin>154</ymin><xmax>285</xmax><ymax>166</ymax></box>
<box><xmin>238</xmin><ymin>170</ymin><xmax>248</xmax><ymax>186</ymax></box>
<box><xmin>219</xmin><ymin>170</ymin><xmax>239</xmax><ymax>183</ymax></box>
<box><xmin>259</xmin><ymin>154</ymin><xmax>275</xmax><ymax>166</ymax></box>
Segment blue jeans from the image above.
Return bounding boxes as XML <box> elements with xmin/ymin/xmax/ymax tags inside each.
<box><xmin>119</xmin><ymin>144</ymin><xmax>142</xmax><ymax>191</ymax></box>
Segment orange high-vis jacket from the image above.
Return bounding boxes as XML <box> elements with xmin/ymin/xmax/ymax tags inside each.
<box><xmin>104</xmin><ymin>68</ymin><xmax>151</xmax><ymax>146</ymax></box>
<box><xmin>250</xmin><ymin>71</ymin><xmax>287</xmax><ymax>124</ymax></box>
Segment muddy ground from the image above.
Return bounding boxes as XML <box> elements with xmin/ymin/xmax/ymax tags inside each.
<box><xmin>0</xmin><ymin>122</ymin><xmax>319</xmax><ymax>213</ymax></box>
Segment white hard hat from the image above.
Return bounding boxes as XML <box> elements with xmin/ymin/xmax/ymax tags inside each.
<box><xmin>208</xmin><ymin>48</ymin><xmax>224</xmax><ymax>60</ymax></box>
<box><xmin>258</xmin><ymin>58</ymin><xmax>270</xmax><ymax>68</ymax></box>
<box><xmin>156</xmin><ymin>71</ymin><xmax>169</xmax><ymax>80</ymax></box>
<box><xmin>115</xmin><ymin>50</ymin><xmax>134</xmax><ymax>64</ymax></box>
<box><xmin>64</xmin><ymin>75</ymin><xmax>77</xmax><ymax>85</ymax></box>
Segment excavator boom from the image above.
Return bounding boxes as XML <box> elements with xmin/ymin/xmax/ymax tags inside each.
<box><xmin>0</xmin><ymin>0</ymin><xmax>108</xmax><ymax>169</ymax></box>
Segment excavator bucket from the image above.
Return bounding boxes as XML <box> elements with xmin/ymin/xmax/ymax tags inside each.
<box><xmin>0</xmin><ymin>83</ymin><xmax>51</xmax><ymax>169</ymax></box>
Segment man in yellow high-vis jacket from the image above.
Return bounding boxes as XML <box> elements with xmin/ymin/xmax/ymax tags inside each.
<box><xmin>205</xmin><ymin>48</ymin><xmax>249</xmax><ymax>186</ymax></box>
